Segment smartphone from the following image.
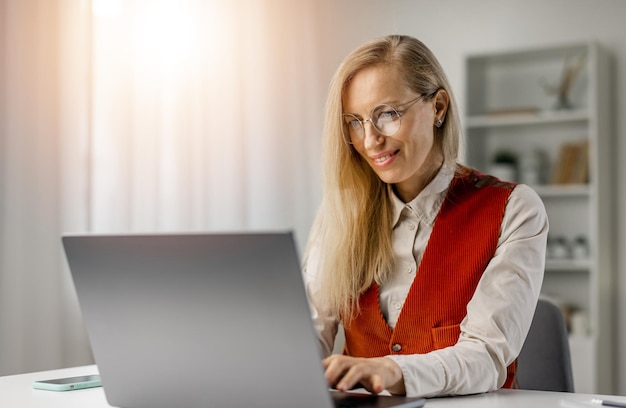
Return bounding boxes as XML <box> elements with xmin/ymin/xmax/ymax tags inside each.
<box><xmin>32</xmin><ymin>374</ymin><xmax>102</xmax><ymax>391</ymax></box>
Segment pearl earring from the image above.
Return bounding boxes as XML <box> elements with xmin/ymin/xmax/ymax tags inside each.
<box><xmin>435</xmin><ymin>119</ymin><xmax>443</xmax><ymax>128</ymax></box>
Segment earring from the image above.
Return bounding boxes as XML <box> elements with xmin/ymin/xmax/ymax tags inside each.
<box><xmin>435</xmin><ymin>119</ymin><xmax>443</xmax><ymax>128</ymax></box>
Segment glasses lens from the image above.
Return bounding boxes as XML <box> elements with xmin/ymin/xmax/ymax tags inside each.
<box><xmin>372</xmin><ymin>104</ymin><xmax>401</xmax><ymax>136</ymax></box>
<box><xmin>342</xmin><ymin>114</ymin><xmax>362</xmax><ymax>143</ymax></box>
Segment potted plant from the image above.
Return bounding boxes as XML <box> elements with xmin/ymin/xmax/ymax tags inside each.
<box><xmin>489</xmin><ymin>150</ymin><xmax>518</xmax><ymax>182</ymax></box>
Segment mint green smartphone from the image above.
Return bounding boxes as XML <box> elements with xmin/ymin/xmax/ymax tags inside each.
<box><xmin>32</xmin><ymin>374</ymin><xmax>102</xmax><ymax>391</ymax></box>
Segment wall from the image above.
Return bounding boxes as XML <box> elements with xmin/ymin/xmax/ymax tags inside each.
<box><xmin>314</xmin><ymin>0</ymin><xmax>626</xmax><ymax>394</ymax></box>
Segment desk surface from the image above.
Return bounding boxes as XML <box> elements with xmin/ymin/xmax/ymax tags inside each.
<box><xmin>2</xmin><ymin>365</ymin><xmax>625</xmax><ymax>408</ymax></box>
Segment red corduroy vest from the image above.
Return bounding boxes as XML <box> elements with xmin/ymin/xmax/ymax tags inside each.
<box><xmin>343</xmin><ymin>169</ymin><xmax>518</xmax><ymax>389</ymax></box>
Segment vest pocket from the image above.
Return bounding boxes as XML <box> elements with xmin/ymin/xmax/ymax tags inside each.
<box><xmin>431</xmin><ymin>324</ymin><xmax>461</xmax><ymax>349</ymax></box>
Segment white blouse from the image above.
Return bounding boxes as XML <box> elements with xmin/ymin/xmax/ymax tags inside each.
<box><xmin>303</xmin><ymin>163</ymin><xmax>549</xmax><ymax>398</ymax></box>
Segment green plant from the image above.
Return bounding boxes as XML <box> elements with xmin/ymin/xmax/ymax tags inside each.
<box><xmin>492</xmin><ymin>150</ymin><xmax>518</xmax><ymax>164</ymax></box>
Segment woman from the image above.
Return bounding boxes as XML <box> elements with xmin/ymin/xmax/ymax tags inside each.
<box><xmin>303</xmin><ymin>35</ymin><xmax>548</xmax><ymax>398</ymax></box>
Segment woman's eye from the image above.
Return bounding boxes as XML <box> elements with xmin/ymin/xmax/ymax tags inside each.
<box><xmin>377</xmin><ymin>110</ymin><xmax>396</xmax><ymax>121</ymax></box>
<box><xmin>344</xmin><ymin>118</ymin><xmax>361</xmax><ymax>129</ymax></box>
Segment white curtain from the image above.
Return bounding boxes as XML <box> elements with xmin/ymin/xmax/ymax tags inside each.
<box><xmin>0</xmin><ymin>0</ymin><xmax>324</xmax><ymax>375</ymax></box>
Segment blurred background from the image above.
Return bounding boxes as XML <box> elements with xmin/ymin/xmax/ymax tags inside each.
<box><xmin>1</xmin><ymin>0</ymin><xmax>625</xmax><ymax>396</ymax></box>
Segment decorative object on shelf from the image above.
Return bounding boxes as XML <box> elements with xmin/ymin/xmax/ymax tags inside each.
<box><xmin>520</xmin><ymin>149</ymin><xmax>549</xmax><ymax>186</ymax></box>
<box><xmin>489</xmin><ymin>150</ymin><xmax>518</xmax><ymax>182</ymax></box>
<box><xmin>570</xmin><ymin>309</ymin><xmax>589</xmax><ymax>336</ymax></box>
<box><xmin>547</xmin><ymin>236</ymin><xmax>571</xmax><ymax>259</ymax></box>
<box><xmin>551</xmin><ymin>140</ymin><xmax>589</xmax><ymax>184</ymax></box>
<box><xmin>546</xmin><ymin>235</ymin><xmax>589</xmax><ymax>261</ymax></box>
<box><xmin>539</xmin><ymin>53</ymin><xmax>587</xmax><ymax>110</ymax></box>
<box><xmin>571</xmin><ymin>235</ymin><xmax>590</xmax><ymax>260</ymax></box>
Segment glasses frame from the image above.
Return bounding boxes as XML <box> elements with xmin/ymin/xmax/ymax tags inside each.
<box><xmin>341</xmin><ymin>93</ymin><xmax>429</xmax><ymax>145</ymax></box>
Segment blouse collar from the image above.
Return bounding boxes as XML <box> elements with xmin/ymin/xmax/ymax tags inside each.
<box><xmin>390</xmin><ymin>162</ymin><xmax>456</xmax><ymax>228</ymax></box>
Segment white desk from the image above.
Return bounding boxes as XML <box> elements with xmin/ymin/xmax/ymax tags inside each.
<box><xmin>2</xmin><ymin>365</ymin><xmax>625</xmax><ymax>407</ymax></box>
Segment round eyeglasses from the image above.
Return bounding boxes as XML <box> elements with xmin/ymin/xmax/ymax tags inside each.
<box><xmin>342</xmin><ymin>94</ymin><xmax>427</xmax><ymax>144</ymax></box>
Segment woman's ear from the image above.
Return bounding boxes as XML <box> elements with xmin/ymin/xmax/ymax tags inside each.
<box><xmin>434</xmin><ymin>89</ymin><xmax>449</xmax><ymax>124</ymax></box>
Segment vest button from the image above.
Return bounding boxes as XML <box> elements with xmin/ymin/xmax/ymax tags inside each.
<box><xmin>391</xmin><ymin>343</ymin><xmax>402</xmax><ymax>352</ymax></box>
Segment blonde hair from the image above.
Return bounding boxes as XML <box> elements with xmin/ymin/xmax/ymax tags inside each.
<box><xmin>305</xmin><ymin>35</ymin><xmax>462</xmax><ymax>320</ymax></box>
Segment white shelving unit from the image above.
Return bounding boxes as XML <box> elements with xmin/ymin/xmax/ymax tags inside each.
<box><xmin>463</xmin><ymin>42</ymin><xmax>614</xmax><ymax>394</ymax></box>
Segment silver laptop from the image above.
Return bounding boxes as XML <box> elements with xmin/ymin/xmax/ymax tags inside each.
<box><xmin>63</xmin><ymin>232</ymin><xmax>425</xmax><ymax>408</ymax></box>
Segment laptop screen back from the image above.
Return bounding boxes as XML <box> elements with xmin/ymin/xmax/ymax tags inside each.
<box><xmin>63</xmin><ymin>232</ymin><xmax>333</xmax><ymax>408</ymax></box>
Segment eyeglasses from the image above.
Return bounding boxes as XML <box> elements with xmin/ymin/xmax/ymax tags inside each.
<box><xmin>341</xmin><ymin>94</ymin><xmax>427</xmax><ymax>144</ymax></box>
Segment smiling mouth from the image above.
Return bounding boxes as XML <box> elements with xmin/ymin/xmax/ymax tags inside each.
<box><xmin>372</xmin><ymin>151</ymin><xmax>398</xmax><ymax>164</ymax></box>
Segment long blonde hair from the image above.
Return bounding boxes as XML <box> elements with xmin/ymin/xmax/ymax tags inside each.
<box><xmin>305</xmin><ymin>35</ymin><xmax>462</xmax><ymax>319</ymax></box>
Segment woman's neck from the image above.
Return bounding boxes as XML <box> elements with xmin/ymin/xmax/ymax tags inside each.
<box><xmin>393</xmin><ymin>155</ymin><xmax>445</xmax><ymax>203</ymax></box>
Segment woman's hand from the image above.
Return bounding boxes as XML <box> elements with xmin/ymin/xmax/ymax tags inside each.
<box><xmin>323</xmin><ymin>354</ymin><xmax>406</xmax><ymax>395</ymax></box>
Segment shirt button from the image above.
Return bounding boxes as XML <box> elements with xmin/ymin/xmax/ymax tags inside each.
<box><xmin>406</xmin><ymin>266</ymin><xmax>413</xmax><ymax>274</ymax></box>
<box><xmin>391</xmin><ymin>344</ymin><xmax>402</xmax><ymax>352</ymax></box>
<box><xmin>408</xmin><ymin>224</ymin><xmax>416</xmax><ymax>230</ymax></box>
<box><xmin>393</xmin><ymin>302</ymin><xmax>402</xmax><ymax>310</ymax></box>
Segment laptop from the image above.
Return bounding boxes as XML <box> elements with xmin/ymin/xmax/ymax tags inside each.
<box><xmin>63</xmin><ymin>232</ymin><xmax>425</xmax><ymax>408</ymax></box>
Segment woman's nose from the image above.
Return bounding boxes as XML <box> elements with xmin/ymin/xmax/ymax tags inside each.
<box><xmin>362</xmin><ymin>121</ymin><xmax>384</xmax><ymax>149</ymax></box>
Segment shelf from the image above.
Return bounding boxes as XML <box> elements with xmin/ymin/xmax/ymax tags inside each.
<box><xmin>545</xmin><ymin>258</ymin><xmax>591</xmax><ymax>272</ymax></box>
<box><xmin>532</xmin><ymin>184</ymin><xmax>590</xmax><ymax>198</ymax></box>
<box><xmin>569</xmin><ymin>334</ymin><xmax>594</xmax><ymax>343</ymax></box>
<box><xmin>466</xmin><ymin>109</ymin><xmax>589</xmax><ymax>128</ymax></box>
<box><xmin>465</xmin><ymin>42</ymin><xmax>613</xmax><ymax>394</ymax></box>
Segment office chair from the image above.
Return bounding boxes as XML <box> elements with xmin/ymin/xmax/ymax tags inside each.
<box><xmin>516</xmin><ymin>298</ymin><xmax>575</xmax><ymax>392</ymax></box>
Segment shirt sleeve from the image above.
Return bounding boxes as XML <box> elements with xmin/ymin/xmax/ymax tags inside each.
<box><xmin>302</xmin><ymin>242</ymin><xmax>339</xmax><ymax>358</ymax></box>
<box><xmin>386</xmin><ymin>184</ymin><xmax>548</xmax><ymax>397</ymax></box>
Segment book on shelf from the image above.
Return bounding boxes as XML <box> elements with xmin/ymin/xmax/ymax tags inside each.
<box><xmin>485</xmin><ymin>106</ymin><xmax>540</xmax><ymax>118</ymax></box>
<box><xmin>551</xmin><ymin>140</ymin><xmax>589</xmax><ymax>184</ymax></box>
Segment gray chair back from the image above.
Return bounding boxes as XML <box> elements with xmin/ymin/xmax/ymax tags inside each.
<box><xmin>516</xmin><ymin>298</ymin><xmax>575</xmax><ymax>392</ymax></box>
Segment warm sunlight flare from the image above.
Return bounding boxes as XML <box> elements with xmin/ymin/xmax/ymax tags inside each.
<box><xmin>91</xmin><ymin>0</ymin><xmax>122</xmax><ymax>19</ymax></box>
<box><xmin>134</xmin><ymin>1</ymin><xmax>195</xmax><ymax>67</ymax></box>
<box><xmin>93</xmin><ymin>0</ymin><xmax>209</xmax><ymax>70</ymax></box>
